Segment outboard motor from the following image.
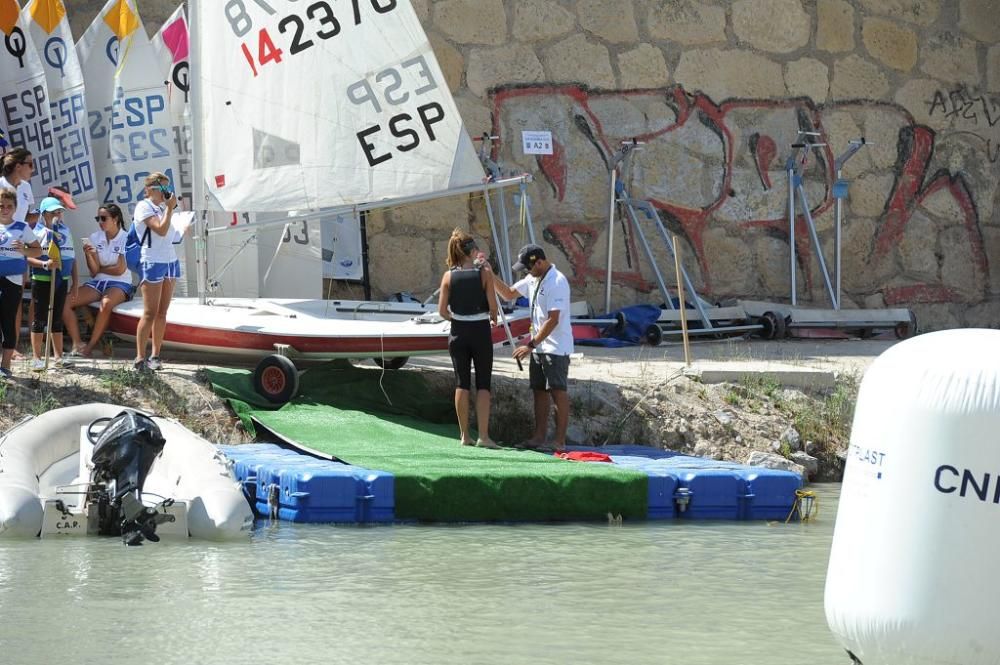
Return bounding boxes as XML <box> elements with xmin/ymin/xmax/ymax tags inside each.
<box><xmin>87</xmin><ymin>410</ymin><xmax>174</xmax><ymax>546</ymax></box>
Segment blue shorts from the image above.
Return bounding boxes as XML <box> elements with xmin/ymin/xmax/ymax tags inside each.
<box><xmin>83</xmin><ymin>279</ymin><xmax>135</xmax><ymax>301</ymax></box>
<box><xmin>140</xmin><ymin>260</ymin><xmax>181</xmax><ymax>284</ymax></box>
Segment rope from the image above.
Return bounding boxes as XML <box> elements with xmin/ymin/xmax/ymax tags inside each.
<box><xmin>784</xmin><ymin>489</ymin><xmax>819</xmax><ymax>523</ymax></box>
<box><xmin>377</xmin><ymin>332</ymin><xmax>393</xmax><ymax>407</ymax></box>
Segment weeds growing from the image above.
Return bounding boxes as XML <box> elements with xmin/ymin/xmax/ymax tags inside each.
<box><xmin>723</xmin><ymin>370</ymin><xmax>860</xmax><ymax>453</ymax></box>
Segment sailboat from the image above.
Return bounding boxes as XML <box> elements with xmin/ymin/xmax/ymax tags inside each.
<box><xmin>101</xmin><ymin>0</ymin><xmax>533</xmax><ymax>392</ymax></box>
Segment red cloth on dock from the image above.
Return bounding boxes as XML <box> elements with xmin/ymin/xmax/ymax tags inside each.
<box><xmin>554</xmin><ymin>451</ymin><xmax>613</xmax><ymax>463</ymax></box>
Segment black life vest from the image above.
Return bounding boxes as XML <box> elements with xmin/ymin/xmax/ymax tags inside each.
<box><xmin>448</xmin><ymin>267</ymin><xmax>489</xmax><ymax>316</ymax></box>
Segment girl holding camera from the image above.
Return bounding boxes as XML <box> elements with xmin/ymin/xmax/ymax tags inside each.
<box><xmin>132</xmin><ymin>172</ymin><xmax>181</xmax><ymax>371</ymax></box>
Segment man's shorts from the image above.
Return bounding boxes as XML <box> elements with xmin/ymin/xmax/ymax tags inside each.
<box><xmin>83</xmin><ymin>279</ymin><xmax>135</xmax><ymax>300</ymax></box>
<box><xmin>529</xmin><ymin>352</ymin><xmax>570</xmax><ymax>391</ymax></box>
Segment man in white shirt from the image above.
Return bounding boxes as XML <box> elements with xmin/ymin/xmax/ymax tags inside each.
<box><xmin>494</xmin><ymin>244</ymin><xmax>574</xmax><ymax>450</ymax></box>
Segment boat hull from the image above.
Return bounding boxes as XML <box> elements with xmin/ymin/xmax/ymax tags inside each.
<box><xmin>102</xmin><ymin>298</ymin><xmax>531</xmax><ymax>360</ymax></box>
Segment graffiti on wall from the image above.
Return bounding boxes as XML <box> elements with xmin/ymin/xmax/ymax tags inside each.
<box><xmin>490</xmin><ymin>84</ymin><xmax>995</xmax><ymax>307</ymax></box>
<box><xmin>926</xmin><ymin>85</ymin><xmax>1000</xmax><ymax>164</ymax></box>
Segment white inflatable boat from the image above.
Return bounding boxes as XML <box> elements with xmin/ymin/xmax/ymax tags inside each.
<box><xmin>0</xmin><ymin>404</ymin><xmax>253</xmax><ymax>543</ymax></box>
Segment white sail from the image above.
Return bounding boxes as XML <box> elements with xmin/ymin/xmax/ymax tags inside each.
<box><xmin>76</xmin><ymin>0</ymin><xmax>181</xmax><ymax>218</ymax></box>
<box><xmin>151</xmin><ymin>3</ymin><xmax>190</xmax><ymax>201</ymax></box>
<box><xmin>23</xmin><ymin>0</ymin><xmax>99</xmax><ymax>242</ymax></box>
<box><xmin>189</xmin><ymin>0</ymin><xmax>483</xmax><ymax>213</ymax></box>
<box><xmin>151</xmin><ymin>3</ymin><xmax>194</xmax><ymax>296</ymax></box>
<box><xmin>0</xmin><ymin>1</ymin><xmax>57</xmax><ymax>200</ymax></box>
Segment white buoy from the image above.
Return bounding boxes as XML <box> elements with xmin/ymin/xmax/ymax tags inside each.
<box><xmin>825</xmin><ymin>329</ymin><xmax>1000</xmax><ymax>665</ymax></box>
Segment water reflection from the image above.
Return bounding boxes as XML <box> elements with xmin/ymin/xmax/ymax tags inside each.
<box><xmin>0</xmin><ymin>486</ymin><xmax>844</xmax><ymax>665</ymax></box>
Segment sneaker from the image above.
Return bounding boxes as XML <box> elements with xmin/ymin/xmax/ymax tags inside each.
<box><xmin>146</xmin><ymin>356</ymin><xmax>163</xmax><ymax>371</ymax></box>
<box><xmin>0</xmin><ymin>367</ymin><xmax>12</xmax><ymax>380</ymax></box>
<box><xmin>54</xmin><ymin>356</ymin><xmax>74</xmax><ymax>368</ymax></box>
<box><xmin>133</xmin><ymin>357</ymin><xmax>148</xmax><ymax>371</ymax></box>
<box><xmin>30</xmin><ymin>359</ymin><xmax>45</xmax><ymax>372</ymax></box>
<box><xmin>65</xmin><ymin>347</ymin><xmax>84</xmax><ymax>358</ymax></box>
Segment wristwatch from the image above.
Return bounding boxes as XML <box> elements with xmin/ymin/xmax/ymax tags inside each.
<box><xmin>527</xmin><ymin>339</ymin><xmax>537</xmax><ymax>349</ymax></box>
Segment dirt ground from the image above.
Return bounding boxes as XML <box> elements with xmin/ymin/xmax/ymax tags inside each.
<box><xmin>0</xmin><ymin>336</ymin><xmax>897</xmax><ymax>482</ymax></box>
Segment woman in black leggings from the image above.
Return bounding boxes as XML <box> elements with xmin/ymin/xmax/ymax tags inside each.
<box><xmin>437</xmin><ymin>229</ymin><xmax>499</xmax><ymax>448</ymax></box>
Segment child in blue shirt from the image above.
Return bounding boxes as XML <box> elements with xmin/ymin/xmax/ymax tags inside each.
<box><xmin>0</xmin><ymin>188</ymin><xmax>42</xmax><ymax>378</ymax></box>
<box><xmin>26</xmin><ymin>197</ymin><xmax>78</xmax><ymax>371</ymax></box>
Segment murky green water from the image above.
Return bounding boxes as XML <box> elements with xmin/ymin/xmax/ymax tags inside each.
<box><xmin>0</xmin><ymin>485</ymin><xmax>845</xmax><ymax>665</ymax></box>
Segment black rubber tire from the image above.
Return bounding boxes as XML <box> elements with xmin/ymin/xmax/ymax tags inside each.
<box><xmin>252</xmin><ymin>354</ymin><xmax>299</xmax><ymax>404</ymax></box>
<box><xmin>610</xmin><ymin>311</ymin><xmax>627</xmax><ymax>336</ymax></box>
<box><xmin>759</xmin><ymin>311</ymin><xmax>787</xmax><ymax>340</ymax></box>
<box><xmin>373</xmin><ymin>356</ymin><xmax>409</xmax><ymax>370</ymax></box>
<box><xmin>894</xmin><ymin>312</ymin><xmax>918</xmax><ymax>339</ymax></box>
<box><xmin>643</xmin><ymin>324</ymin><xmax>663</xmax><ymax>346</ymax></box>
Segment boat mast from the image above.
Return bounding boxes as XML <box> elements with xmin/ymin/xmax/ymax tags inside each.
<box><xmin>187</xmin><ymin>0</ymin><xmax>209</xmax><ymax>306</ymax></box>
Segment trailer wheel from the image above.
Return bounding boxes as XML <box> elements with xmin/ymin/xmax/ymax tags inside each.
<box><xmin>643</xmin><ymin>324</ymin><xmax>663</xmax><ymax>346</ymax></box>
<box><xmin>373</xmin><ymin>356</ymin><xmax>409</xmax><ymax>370</ymax></box>
<box><xmin>253</xmin><ymin>354</ymin><xmax>299</xmax><ymax>404</ymax></box>
<box><xmin>759</xmin><ymin>311</ymin><xmax>787</xmax><ymax>340</ymax></box>
<box><xmin>894</xmin><ymin>312</ymin><xmax>918</xmax><ymax>339</ymax></box>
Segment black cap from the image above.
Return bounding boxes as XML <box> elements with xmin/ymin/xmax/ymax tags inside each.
<box><xmin>512</xmin><ymin>244</ymin><xmax>545</xmax><ymax>272</ymax></box>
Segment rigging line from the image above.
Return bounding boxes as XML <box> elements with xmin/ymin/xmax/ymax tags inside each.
<box><xmin>113</xmin><ymin>27</ymin><xmax>137</xmax><ymax>80</ymax></box>
<box><xmin>261</xmin><ymin>222</ymin><xmax>291</xmax><ymax>286</ymax></box>
<box><xmin>378</xmin><ymin>333</ymin><xmax>393</xmax><ymax>406</ymax></box>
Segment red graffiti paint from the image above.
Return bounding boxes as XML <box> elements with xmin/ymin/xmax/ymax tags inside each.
<box><xmin>884</xmin><ymin>284</ymin><xmax>960</xmax><ymax>304</ymax></box>
<box><xmin>536</xmin><ymin>140</ymin><xmax>567</xmax><ymax>202</ymax></box>
<box><xmin>545</xmin><ymin>223</ymin><xmax>652</xmax><ymax>291</ymax></box>
<box><xmin>491</xmin><ymin>85</ymin><xmax>988</xmax><ymax>305</ymax></box>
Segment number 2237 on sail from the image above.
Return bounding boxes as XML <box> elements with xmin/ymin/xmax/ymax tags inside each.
<box><xmin>228</xmin><ymin>0</ymin><xmax>398</xmax><ymax>76</ymax></box>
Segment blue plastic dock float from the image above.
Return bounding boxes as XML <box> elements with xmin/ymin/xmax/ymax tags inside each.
<box><xmin>219</xmin><ymin>443</ymin><xmax>801</xmax><ymax>524</ymax></box>
<box><xmin>568</xmin><ymin>445</ymin><xmax>802</xmax><ymax>520</ymax></box>
<box><xmin>219</xmin><ymin>444</ymin><xmax>394</xmax><ymax>523</ymax></box>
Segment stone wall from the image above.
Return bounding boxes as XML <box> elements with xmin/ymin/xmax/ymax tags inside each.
<box><xmin>66</xmin><ymin>0</ymin><xmax>1000</xmax><ymax>329</ymax></box>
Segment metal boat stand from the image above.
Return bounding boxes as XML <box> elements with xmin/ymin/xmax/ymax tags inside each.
<box><xmin>607</xmin><ymin>142</ymin><xmax>775</xmax><ymax>341</ymax></box>
<box><xmin>742</xmin><ymin>133</ymin><xmax>915</xmax><ymax>339</ymax></box>
<box><xmin>476</xmin><ymin>134</ymin><xmax>538</xmax><ymax>284</ymax></box>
